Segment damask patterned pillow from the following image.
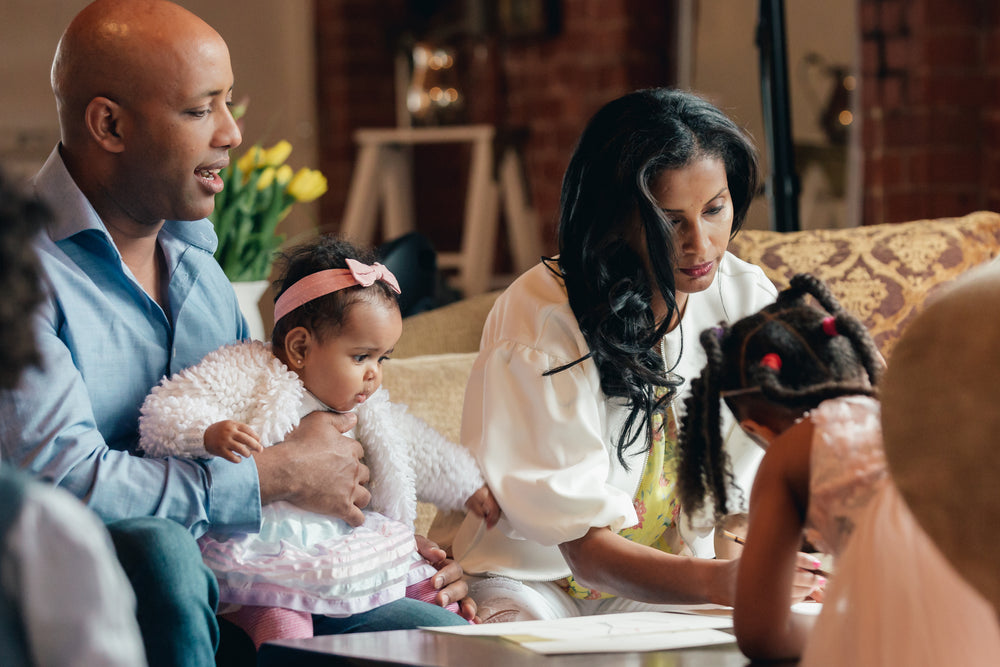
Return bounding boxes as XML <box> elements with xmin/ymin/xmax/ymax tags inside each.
<box><xmin>728</xmin><ymin>211</ymin><xmax>1000</xmax><ymax>358</ymax></box>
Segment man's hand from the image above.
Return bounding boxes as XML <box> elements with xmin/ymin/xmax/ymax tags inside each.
<box><xmin>204</xmin><ymin>420</ymin><xmax>263</xmax><ymax>463</ymax></box>
<box><xmin>255</xmin><ymin>411</ymin><xmax>371</xmax><ymax>527</ymax></box>
<box><xmin>415</xmin><ymin>534</ymin><xmax>479</xmax><ymax>623</ymax></box>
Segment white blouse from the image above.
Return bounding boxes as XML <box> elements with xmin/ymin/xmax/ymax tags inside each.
<box><xmin>454</xmin><ymin>253</ymin><xmax>777</xmax><ymax>580</ymax></box>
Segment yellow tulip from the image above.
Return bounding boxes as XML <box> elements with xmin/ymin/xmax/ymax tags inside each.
<box><xmin>286</xmin><ymin>168</ymin><xmax>328</xmax><ymax>203</ymax></box>
<box><xmin>211</xmin><ymin>129</ymin><xmax>323</xmax><ymax>283</ymax></box>
<box><xmin>262</xmin><ymin>140</ymin><xmax>293</xmax><ymax>167</ymax></box>
<box><xmin>256</xmin><ymin>167</ymin><xmax>276</xmax><ymax>191</ymax></box>
<box><xmin>276</xmin><ymin>164</ymin><xmax>294</xmax><ymax>185</ymax></box>
<box><xmin>236</xmin><ymin>145</ymin><xmax>262</xmax><ymax>175</ymax></box>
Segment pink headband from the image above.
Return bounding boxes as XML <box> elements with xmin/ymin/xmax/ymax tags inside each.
<box><xmin>273</xmin><ymin>258</ymin><xmax>401</xmax><ymax>324</ymax></box>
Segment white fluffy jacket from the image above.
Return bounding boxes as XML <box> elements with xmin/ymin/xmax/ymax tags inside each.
<box><xmin>138</xmin><ymin>340</ymin><xmax>483</xmax><ymax>528</ymax></box>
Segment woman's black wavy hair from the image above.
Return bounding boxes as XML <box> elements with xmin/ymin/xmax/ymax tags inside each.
<box><xmin>546</xmin><ymin>87</ymin><xmax>760</xmax><ymax>466</ymax></box>
<box><xmin>676</xmin><ymin>273</ymin><xmax>884</xmax><ymax>523</ymax></box>
<box><xmin>0</xmin><ymin>168</ymin><xmax>47</xmax><ymax>390</ymax></box>
<box><xmin>270</xmin><ymin>235</ymin><xmax>399</xmax><ymax>348</ymax></box>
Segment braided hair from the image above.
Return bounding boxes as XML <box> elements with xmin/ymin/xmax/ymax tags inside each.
<box><xmin>677</xmin><ymin>273</ymin><xmax>883</xmax><ymax>522</ymax></box>
<box><xmin>270</xmin><ymin>235</ymin><xmax>400</xmax><ymax>348</ymax></box>
<box><xmin>546</xmin><ymin>87</ymin><xmax>760</xmax><ymax>466</ymax></box>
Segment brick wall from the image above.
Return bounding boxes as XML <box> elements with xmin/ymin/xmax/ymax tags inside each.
<box><xmin>313</xmin><ymin>0</ymin><xmax>674</xmax><ymax>260</ymax></box>
<box><xmin>859</xmin><ymin>0</ymin><xmax>999</xmax><ymax>225</ymax></box>
<box><xmin>496</xmin><ymin>0</ymin><xmax>673</xmax><ymax>250</ymax></box>
<box><xmin>313</xmin><ymin>0</ymin><xmax>405</xmax><ymax>235</ymax></box>
<box><xmin>316</xmin><ymin>1</ymin><xmax>1000</xmax><ymax>251</ymax></box>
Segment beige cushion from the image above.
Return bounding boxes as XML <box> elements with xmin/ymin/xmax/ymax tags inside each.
<box><xmin>382</xmin><ymin>352</ymin><xmax>478</xmax><ymax>536</ymax></box>
<box><xmin>394</xmin><ymin>291</ymin><xmax>501</xmax><ymax>358</ymax></box>
<box><xmin>383</xmin><ymin>352</ymin><xmax>477</xmax><ymax>442</ymax></box>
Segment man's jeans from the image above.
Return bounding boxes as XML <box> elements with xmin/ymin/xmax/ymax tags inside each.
<box><xmin>313</xmin><ymin>597</ymin><xmax>469</xmax><ymax>634</ymax></box>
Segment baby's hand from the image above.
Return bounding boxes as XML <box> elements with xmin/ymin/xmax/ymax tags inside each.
<box><xmin>465</xmin><ymin>485</ymin><xmax>501</xmax><ymax>529</ymax></box>
<box><xmin>205</xmin><ymin>420</ymin><xmax>263</xmax><ymax>463</ymax></box>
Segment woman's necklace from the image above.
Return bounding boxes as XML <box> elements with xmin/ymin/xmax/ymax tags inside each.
<box><xmin>658</xmin><ymin>296</ymin><xmax>688</xmax><ymax>374</ymax></box>
<box><xmin>659</xmin><ymin>327</ymin><xmax>683</xmax><ymax>375</ymax></box>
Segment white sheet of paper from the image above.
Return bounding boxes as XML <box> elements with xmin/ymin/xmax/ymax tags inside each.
<box><xmin>421</xmin><ymin>611</ymin><xmax>735</xmax><ymax>655</ymax></box>
<box><xmin>792</xmin><ymin>601</ymin><xmax>823</xmax><ymax>616</ymax></box>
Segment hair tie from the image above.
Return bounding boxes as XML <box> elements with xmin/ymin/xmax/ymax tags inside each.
<box><xmin>760</xmin><ymin>353</ymin><xmax>782</xmax><ymax>371</ymax></box>
<box><xmin>273</xmin><ymin>258</ymin><xmax>401</xmax><ymax>324</ymax></box>
<box><xmin>822</xmin><ymin>316</ymin><xmax>838</xmax><ymax>337</ymax></box>
<box><xmin>711</xmin><ymin>325</ymin><xmax>725</xmax><ymax>340</ymax></box>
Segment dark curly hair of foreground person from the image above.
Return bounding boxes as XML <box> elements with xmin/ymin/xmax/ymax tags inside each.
<box><xmin>0</xmin><ymin>168</ymin><xmax>47</xmax><ymax>390</ymax></box>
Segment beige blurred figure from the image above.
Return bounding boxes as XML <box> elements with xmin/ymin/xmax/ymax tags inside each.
<box><xmin>881</xmin><ymin>261</ymin><xmax>1000</xmax><ymax>620</ymax></box>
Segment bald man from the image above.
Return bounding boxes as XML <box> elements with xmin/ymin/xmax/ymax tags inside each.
<box><xmin>0</xmin><ymin>1</ymin><xmax>472</xmax><ymax>664</ymax></box>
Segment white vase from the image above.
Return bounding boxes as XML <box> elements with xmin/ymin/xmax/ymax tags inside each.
<box><xmin>231</xmin><ymin>279</ymin><xmax>270</xmax><ymax>341</ymax></box>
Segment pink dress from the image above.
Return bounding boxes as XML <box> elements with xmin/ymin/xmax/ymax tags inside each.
<box><xmin>800</xmin><ymin>397</ymin><xmax>1000</xmax><ymax>665</ymax></box>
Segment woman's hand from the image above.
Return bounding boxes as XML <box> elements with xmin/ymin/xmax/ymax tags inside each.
<box><xmin>415</xmin><ymin>534</ymin><xmax>479</xmax><ymax>623</ymax></box>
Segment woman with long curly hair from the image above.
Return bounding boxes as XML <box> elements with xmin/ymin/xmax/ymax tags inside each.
<box><xmin>453</xmin><ymin>88</ymin><xmax>821</xmax><ymax>621</ymax></box>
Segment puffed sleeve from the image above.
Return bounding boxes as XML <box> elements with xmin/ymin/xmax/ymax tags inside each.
<box><xmin>463</xmin><ymin>337</ymin><xmax>639</xmax><ymax>548</ymax></box>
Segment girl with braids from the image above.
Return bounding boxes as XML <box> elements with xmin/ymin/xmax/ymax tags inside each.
<box><xmin>453</xmin><ymin>88</ymin><xmax>819</xmax><ymax>622</ymax></box>
<box><xmin>678</xmin><ymin>273</ymin><xmax>1000</xmax><ymax>665</ymax></box>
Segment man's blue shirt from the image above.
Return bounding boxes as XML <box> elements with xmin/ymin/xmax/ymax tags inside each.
<box><xmin>0</xmin><ymin>147</ymin><xmax>261</xmax><ymax>537</ymax></box>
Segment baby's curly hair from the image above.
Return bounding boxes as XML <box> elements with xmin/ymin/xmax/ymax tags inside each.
<box><xmin>676</xmin><ymin>274</ymin><xmax>883</xmax><ymax>523</ymax></box>
<box><xmin>0</xmin><ymin>170</ymin><xmax>47</xmax><ymax>390</ymax></box>
<box><xmin>269</xmin><ymin>235</ymin><xmax>399</xmax><ymax>348</ymax></box>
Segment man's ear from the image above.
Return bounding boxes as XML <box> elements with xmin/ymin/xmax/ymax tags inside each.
<box><xmin>283</xmin><ymin>326</ymin><xmax>312</xmax><ymax>369</ymax></box>
<box><xmin>84</xmin><ymin>96</ymin><xmax>125</xmax><ymax>153</ymax></box>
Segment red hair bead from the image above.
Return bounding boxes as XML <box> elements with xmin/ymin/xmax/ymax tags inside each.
<box><xmin>760</xmin><ymin>353</ymin><xmax>782</xmax><ymax>371</ymax></box>
<box><xmin>822</xmin><ymin>316</ymin><xmax>838</xmax><ymax>337</ymax></box>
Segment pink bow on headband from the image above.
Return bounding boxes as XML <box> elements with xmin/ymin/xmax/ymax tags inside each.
<box><xmin>273</xmin><ymin>259</ymin><xmax>401</xmax><ymax>324</ymax></box>
<box><xmin>344</xmin><ymin>259</ymin><xmax>401</xmax><ymax>292</ymax></box>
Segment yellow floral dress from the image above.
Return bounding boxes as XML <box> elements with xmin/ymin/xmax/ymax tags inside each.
<box><xmin>561</xmin><ymin>388</ymin><xmax>685</xmax><ymax>599</ymax></box>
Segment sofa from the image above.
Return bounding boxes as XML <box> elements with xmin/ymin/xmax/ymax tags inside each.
<box><xmin>381</xmin><ymin>210</ymin><xmax>1000</xmax><ymax>538</ymax></box>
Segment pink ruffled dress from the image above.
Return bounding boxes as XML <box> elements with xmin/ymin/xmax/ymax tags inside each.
<box><xmin>199</xmin><ymin>504</ymin><xmax>434</xmax><ymax>616</ymax></box>
<box><xmin>800</xmin><ymin>396</ymin><xmax>1000</xmax><ymax>665</ymax></box>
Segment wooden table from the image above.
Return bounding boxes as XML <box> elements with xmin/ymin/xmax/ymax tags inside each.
<box><xmin>257</xmin><ymin>627</ymin><xmax>795</xmax><ymax>666</ymax></box>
